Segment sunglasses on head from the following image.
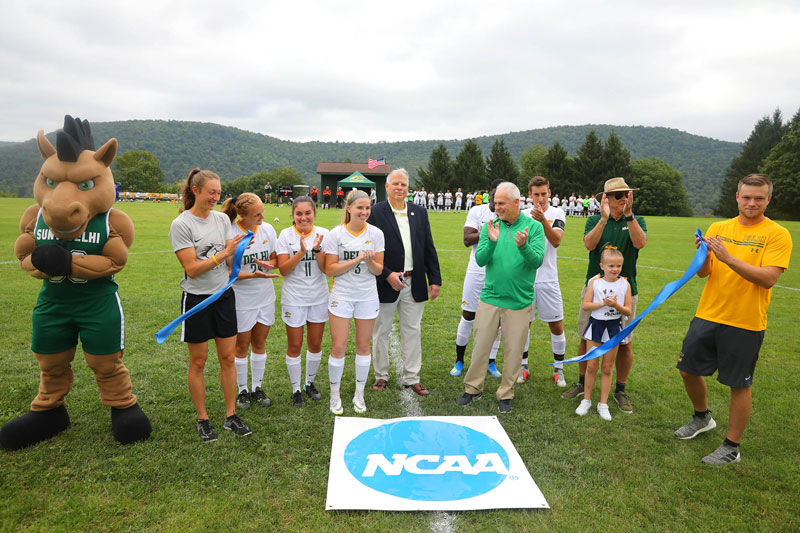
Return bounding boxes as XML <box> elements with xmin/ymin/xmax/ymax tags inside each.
<box><xmin>609</xmin><ymin>191</ymin><xmax>627</xmax><ymax>200</ymax></box>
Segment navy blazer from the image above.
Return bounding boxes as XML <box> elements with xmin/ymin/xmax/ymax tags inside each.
<box><xmin>367</xmin><ymin>200</ymin><xmax>442</xmax><ymax>303</ymax></box>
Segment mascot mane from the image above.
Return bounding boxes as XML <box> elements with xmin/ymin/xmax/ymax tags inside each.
<box><xmin>56</xmin><ymin>116</ymin><xmax>96</xmax><ymax>162</ymax></box>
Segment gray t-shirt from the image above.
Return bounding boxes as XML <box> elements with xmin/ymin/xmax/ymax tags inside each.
<box><xmin>169</xmin><ymin>209</ymin><xmax>232</xmax><ymax>295</ymax></box>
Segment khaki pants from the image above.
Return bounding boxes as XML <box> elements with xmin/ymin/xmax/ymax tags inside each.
<box><xmin>372</xmin><ymin>280</ymin><xmax>426</xmax><ymax>386</ymax></box>
<box><xmin>464</xmin><ymin>300</ymin><xmax>531</xmax><ymax>400</ymax></box>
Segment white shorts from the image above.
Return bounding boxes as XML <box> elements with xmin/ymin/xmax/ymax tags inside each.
<box><xmin>329</xmin><ymin>297</ymin><xmax>380</xmax><ymax>320</ymax></box>
<box><xmin>236</xmin><ymin>302</ymin><xmax>275</xmax><ymax>333</ymax></box>
<box><xmin>281</xmin><ymin>302</ymin><xmax>329</xmax><ymax>328</ymax></box>
<box><xmin>460</xmin><ymin>270</ymin><xmax>486</xmax><ymax>313</ymax></box>
<box><xmin>577</xmin><ymin>285</ymin><xmax>638</xmax><ymax>344</ymax></box>
<box><xmin>530</xmin><ymin>281</ymin><xmax>564</xmax><ymax>322</ymax></box>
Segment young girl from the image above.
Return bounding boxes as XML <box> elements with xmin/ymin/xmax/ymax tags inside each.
<box><xmin>576</xmin><ymin>245</ymin><xmax>632</xmax><ymax>421</ymax></box>
<box><xmin>221</xmin><ymin>193</ymin><xmax>280</xmax><ymax>411</ymax></box>
<box><xmin>322</xmin><ymin>190</ymin><xmax>384</xmax><ymax>415</ymax></box>
<box><xmin>168</xmin><ymin>169</ymin><xmax>250</xmax><ymax>441</ymax></box>
<box><xmin>276</xmin><ymin>196</ymin><xmax>329</xmax><ymax>408</ymax></box>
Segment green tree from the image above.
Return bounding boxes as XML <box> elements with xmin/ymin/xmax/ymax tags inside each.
<box><xmin>760</xmin><ymin>108</ymin><xmax>800</xmax><ymax>220</ymax></box>
<box><xmin>113</xmin><ymin>150</ymin><xmax>165</xmax><ymax>192</ymax></box>
<box><xmin>573</xmin><ymin>130</ymin><xmax>605</xmax><ymax>195</ymax></box>
<box><xmin>602</xmin><ymin>130</ymin><xmax>633</xmax><ymax>185</ymax></box>
<box><xmin>417</xmin><ymin>144</ymin><xmax>455</xmax><ymax>191</ymax></box>
<box><xmin>628</xmin><ymin>158</ymin><xmax>692</xmax><ymax>216</ymax></box>
<box><xmin>486</xmin><ymin>138</ymin><xmax>519</xmax><ymax>187</ymax></box>
<box><xmin>453</xmin><ymin>140</ymin><xmax>487</xmax><ymax>191</ymax></box>
<box><xmin>715</xmin><ymin>109</ymin><xmax>786</xmax><ymax>217</ymax></box>
<box><xmin>270</xmin><ymin>167</ymin><xmax>304</xmax><ymax>188</ymax></box>
<box><xmin>544</xmin><ymin>141</ymin><xmax>574</xmax><ymax>194</ymax></box>
<box><xmin>519</xmin><ymin>144</ymin><xmax>548</xmax><ymax>186</ymax></box>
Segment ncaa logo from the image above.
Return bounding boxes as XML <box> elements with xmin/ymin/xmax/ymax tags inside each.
<box><xmin>343</xmin><ymin>419</ymin><xmax>509</xmax><ymax>501</ymax></box>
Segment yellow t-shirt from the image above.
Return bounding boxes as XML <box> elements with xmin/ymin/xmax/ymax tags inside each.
<box><xmin>695</xmin><ymin>217</ymin><xmax>792</xmax><ymax>331</ymax></box>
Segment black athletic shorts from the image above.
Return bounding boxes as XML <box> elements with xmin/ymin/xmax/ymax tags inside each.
<box><xmin>180</xmin><ymin>288</ymin><xmax>237</xmax><ymax>343</ymax></box>
<box><xmin>677</xmin><ymin>317</ymin><xmax>763</xmax><ymax>388</ymax></box>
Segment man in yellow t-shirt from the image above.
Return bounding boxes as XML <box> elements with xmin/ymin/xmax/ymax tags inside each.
<box><xmin>674</xmin><ymin>174</ymin><xmax>792</xmax><ymax>466</ymax></box>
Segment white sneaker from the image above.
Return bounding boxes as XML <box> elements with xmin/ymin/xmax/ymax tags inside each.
<box><xmin>576</xmin><ymin>399</ymin><xmax>592</xmax><ymax>416</ymax></box>
<box><xmin>554</xmin><ymin>373</ymin><xmax>567</xmax><ymax>387</ymax></box>
<box><xmin>352</xmin><ymin>393</ymin><xmax>366</xmax><ymax>413</ymax></box>
<box><xmin>330</xmin><ymin>395</ymin><xmax>343</xmax><ymax>415</ymax></box>
<box><xmin>597</xmin><ymin>403</ymin><xmax>612</xmax><ymax>421</ymax></box>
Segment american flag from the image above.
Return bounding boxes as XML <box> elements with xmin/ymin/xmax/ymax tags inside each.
<box><xmin>367</xmin><ymin>157</ymin><xmax>386</xmax><ymax>169</ymax></box>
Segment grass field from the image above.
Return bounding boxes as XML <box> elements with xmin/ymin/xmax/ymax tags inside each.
<box><xmin>1</xmin><ymin>198</ymin><xmax>798</xmax><ymax>532</ymax></box>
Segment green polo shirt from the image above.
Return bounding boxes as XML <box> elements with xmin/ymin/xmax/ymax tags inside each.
<box><xmin>584</xmin><ymin>213</ymin><xmax>647</xmax><ymax>295</ymax></box>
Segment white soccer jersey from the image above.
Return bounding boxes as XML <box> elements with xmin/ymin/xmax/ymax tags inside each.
<box><xmin>455</xmin><ymin>191</ymin><xmax>463</xmax><ymax>203</ymax></box>
<box><xmin>464</xmin><ymin>203</ymin><xmax>497</xmax><ymax>273</ymax></box>
<box><xmin>276</xmin><ymin>225</ymin><xmax>330</xmax><ymax>307</ymax></box>
<box><xmin>590</xmin><ymin>276</ymin><xmax>628</xmax><ymax>320</ymax></box>
<box><xmin>322</xmin><ymin>223</ymin><xmax>385</xmax><ymax>302</ymax></box>
<box><xmin>525</xmin><ymin>205</ymin><xmax>565</xmax><ymax>283</ymax></box>
<box><xmin>445</xmin><ymin>192</ymin><xmax>453</xmax><ymax>205</ymax></box>
<box><xmin>551</xmin><ymin>197</ymin><xmax>559</xmax><ymax>207</ymax></box>
<box><xmin>231</xmin><ymin>221</ymin><xmax>277</xmax><ymax>310</ymax></box>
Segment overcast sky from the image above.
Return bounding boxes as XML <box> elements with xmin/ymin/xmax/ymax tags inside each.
<box><xmin>1</xmin><ymin>1</ymin><xmax>799</xmax><ymax>144</ymax></box>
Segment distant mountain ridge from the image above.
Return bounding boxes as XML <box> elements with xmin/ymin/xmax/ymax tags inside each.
<box><xmin>0</xmin><ymin>120</ymin><xmax>741</xmax><ymax>214</ymax></box>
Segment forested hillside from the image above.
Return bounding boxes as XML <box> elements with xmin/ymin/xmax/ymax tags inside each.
<box><xmin>0</xmin><ymin>120</ymin><xmax>740</xmax><ymax>214</ymax></box>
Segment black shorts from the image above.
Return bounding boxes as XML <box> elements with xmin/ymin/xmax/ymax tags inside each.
<box><xmin>180</xmin><ymin>288</ymin><xmax>238</xmax><ymax>343</ymax></box>
<box><xmin>677</xmin><ymin>317</ymin><xmax>763</xmax><ymax>388</ymax></box>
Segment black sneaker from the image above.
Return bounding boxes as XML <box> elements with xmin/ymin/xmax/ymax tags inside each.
<box><xmin>304</xmin><ymin>382</ymin><xmax>322</xmax><ymax>401</ymax></box>
<box><xmin>498</xmin><ymin>399</ymin><xmax>512</xmax><ymax>413</ymax></box>
<box><xmin>292</xmin><ymin>390</ymin><xmax>306</xmax><ymax>408</ymax></box>
<box><xmin>456</xmin><ymin>392</ymin><xmax>482</xmax><ymax>406</ymax></box>
<box><xmin>223</xmin><ymin>414</ymin><xmax>252</xmax><ymax>436</ymax></box>
<box><xmin>237</xmin><ymin>389</ymin><xmax>251</xmax><ymax>409</ymax></box>
<box><xmin>197</xmin><ymin>419</ymin><xmax>217</xmax><ymax>442</ymax></box>
<box><xmin>252</xmin><ymin>387</ymin><xmax>272</xmax><ymax>407</ymax></box>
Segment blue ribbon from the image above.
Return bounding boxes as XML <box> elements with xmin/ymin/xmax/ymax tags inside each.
<box><xmin>555</xmin><ymin>228</ymin><xmax>707</xmax><ymax>365</ymax></box>
<box><xmin>155</xmin><ymin>231</ymin><xmax>254</xmax><ymax>344</ymax></box>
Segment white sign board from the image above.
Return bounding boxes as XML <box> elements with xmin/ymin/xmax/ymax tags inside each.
<box><xmin>326</xmin><ymin>416</ymin><xmax>549</xmax><ymax>511</ymax></box>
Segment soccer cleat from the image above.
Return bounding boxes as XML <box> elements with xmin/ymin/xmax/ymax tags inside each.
<box><xmin>196</xmin><ymin>419</ymin><xmax>217</xmax><ymax>442</ymax></box>
<box><xmin>576</xmin><ymin>399</ymin><xmax>592</xmax><ymax>416</ymax></box>
<box><xmin>562</xmin><ymin>382</ymin><xmax>584</xmax><ymax>399</ymax></box>
<box><xmin>613</xmin><ymin>391</ymin><xmax>633</xmax><ymax>413</ymax></box>
<box><xmin>223</xmin><ymin>414</ymin><xmax>252</xmax><ymax>436</ymax></box>
<box><xmin>554</xmin><ymin>373</ymin><xmax>567</xmax><ymax>387</ymax></box>
<box><xmin>701</xmin><ymin>442</ymin><xmax>741</xmax><ymax>466</ymax></box>
<box><xmin>304</xmin><ymin>382</ymin><xmax>322</xmax><ymax>401</ymax></box>
<box><xmin>674</xmin><ymin>413</ymin><xmax>717</xmax><ymax>440</ymax></box>
<box><xmin>449</xmin><ymin>361</ymin><xmax>464</xmax><ymax>377</ymax></box>
<box><xmin>352</xmin><ymin>394</ymin><xmax>367</xmax><ymax>413</ymax></box>
<box><xmin>252</xmin><ymin>387</ymin><xmax>272</xmax><ymax>407</ymax></box>
<box><xmin>236</xmin><ymin>389</ymin><xmax>251</xmax><ymax>409</ymax></box>
<box><xmin>517</xmin><ymin>368</ymin><xmax>530</xmax><ymax>383</ymax></box>
<box><xmin>597</xmin><ymin>403</ymin><xmax>612</xmax><ymax>421</ymax></box>
<box><xmin>292</xmin><ymin>390</ymin><xmax>306</xmax><ymax>408</ymax></box>
<box><xmin>330</xmin><ymin>395</ymin><xmax>343</xmax><ymax>415</ymax></box>
<box><xmin>487</xmin><ymin>361</ymin><xmax>502</xmax><ymax>378</ymax></box>
<box><xmin>498</xmin><ymin>399</ymin><xmax>512</xmax><ymax>413</ymax></box>
<box><xmin>456</xmin><ymin>392</ymin><xmax>482</xmax><ymax>406</ymax></box>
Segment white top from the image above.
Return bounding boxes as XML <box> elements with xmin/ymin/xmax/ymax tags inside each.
<box><xmin>590</xmin><ymin>276</ymin><xmax>628</xmax><ymax>320</ymax></box>
<box><xmin>231</xmin><ymin>221</ymin><xmax>277</xmax><ymax>310</ymax></box>
<box><xmin>427</xmin><ymin>193</ymin><xmax>434</xmax><ymax>201</ymax></box>
<box><xmin>561</xmin><ymin>197</ymin><xmax>568</xmax><ymax>207</ymax></box>
<box><xmin>455</xmin><ymin>191</ymin><xmax>463</xmax><ymax>201</ymax></box>
<box><xmin>445</xmin><ymin>192</ymin><xmax>453</xmax><ymax>204</ymax></box>
<box><xmin>464</xmin><ymin>203</ymin><xmax>497</xmax><ymax>274</ymax></box>
<box><xmin>322</xmin><ymin>223</ymin><xmax>385</xmax><ymax>302</ymax></box>
<box><xmin>551</xmin><ymin>197</ymin><xmax>560</xmax><ymax>207</ymax></box>
<box><xmin>276</xmin><ymin>225</ymin><xmax>330</xmax><ymax>306</ymax></box>
<box><xmin>169</xmin><ymin>209</ymin><xmax>232</xmax><ymax>295</ymax></box>
<box><xmin>525</xmin><ymin>205</ymin><xmax>565</xmax><ymax>283</ymax></box>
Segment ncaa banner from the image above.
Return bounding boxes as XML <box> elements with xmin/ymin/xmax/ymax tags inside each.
<box><xmin>326</xmin><ymin>416</ymin><xmax>549</xmax><ymax>511</ymax></box>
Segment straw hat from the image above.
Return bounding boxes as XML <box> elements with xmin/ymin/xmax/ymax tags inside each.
<box><xmin>595</xmin><ymin>177</ymin><xmax>639</xmax><ymax>200</ymax></box>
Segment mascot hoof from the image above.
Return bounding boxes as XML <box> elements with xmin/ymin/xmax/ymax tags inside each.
<box><xmin>111</xmin><ymin>403</ymin><xmax>152</xmax><ymax>445</ymax></box>
<box><xmin>0</xmin><ymin>405</ymin><xmax>70</xmax><ymax>450</ymax></box>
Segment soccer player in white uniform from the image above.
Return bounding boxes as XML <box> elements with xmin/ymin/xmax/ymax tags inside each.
<box><xmin>437</xmin><ymin>191</ymin><xmax>444</xmax><ymax>212</ymax></box>
<box><xmin>276</xmin><ymin>196</ymin><xmax>330</xmax><ymax>408</ymax></box>
<box><xmin>520</xmin><ymin>176</ymin><xmax>568</xmax><ymax>386</ymax></box>
<box><xmin>427</xmin><ymin>191</ymin><xmax>435</xmax><ymax>211</ymax></box>
<box><xmin>450</xmin><ymin>180</ymin><xmax>504</xmax><ymax>378</ymax></box>
<box><xmin>444</xmin><ymin>190</ymin><xmax>453</xmax><ymax>212</ymax></box>
<box><xmin>454</xmin><ymin>188</ymin><xmax>463</xmax><ymax>212</ymax></box>
<box><xmin>465</xmin><ymin>191</ymin><xmax>474</xmax><ymax>211</ymax></box>
<box><xmin>221</xmin><ymin>193</ymin><xmax>281</xmax><ymax>410</ymax></box>
<box><xmin>322</xmin><ymin>190</ymin><xmax>385</xmax><ymax>415</ymax></box>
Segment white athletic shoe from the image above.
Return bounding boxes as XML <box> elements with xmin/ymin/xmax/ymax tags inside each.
<box><xmin>330</xmin><ymin>395</ymin><xmax>343</xmax><ymax>415</ymax></box>
<box><xmin>597</xmin><ymin>403</ymin><xmax>612</xmax><ymax>421</ymax></box>
<box><xmin>576</xmin><ymin>399</ymin><xmax>592</xmax><ymax>416</ymax></box>
<box><xmin>554</xmin><ymin>373</ymin><xmax>567</xmax><ymax>387</ymax></box>
<box><xmin>352</xmin><ymin>393</ymin><xmax>366</xmax><ymax>413</ymax></box>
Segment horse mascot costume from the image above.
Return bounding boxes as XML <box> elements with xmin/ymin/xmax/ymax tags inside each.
<box><xmin>0</xmin><ymin>115</ymin><xmax>152</xmax><ymax>450</ymax></box>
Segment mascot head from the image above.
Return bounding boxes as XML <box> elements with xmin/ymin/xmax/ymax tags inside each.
<box><xmin>34</xmin><ymin>116</ymin><xmax>118</xmax><ymax>240</ymax></box>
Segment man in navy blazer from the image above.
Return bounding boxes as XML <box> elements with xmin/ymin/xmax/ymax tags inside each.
<box><xmin>368</xmin><ymin>168</ymin><xmax>442</xmax><ymax>395</ymax></box>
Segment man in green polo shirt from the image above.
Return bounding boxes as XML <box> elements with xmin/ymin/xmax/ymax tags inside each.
<box><xmin>562</xmin><ymin>177</ymin><xmax>647</xmax><ymax>413</ymax></box>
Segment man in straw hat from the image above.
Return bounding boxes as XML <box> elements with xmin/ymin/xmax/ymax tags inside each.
<box><xmin>561</xmin><ymin>177</ymin><xmax>647</xmax><ymax>413</ymax></box>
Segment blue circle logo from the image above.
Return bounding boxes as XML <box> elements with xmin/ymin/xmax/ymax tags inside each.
<box><xmin>344</xmin><ymin>420</ymin><xmax>510</xmax><ymax>501</ymax></box>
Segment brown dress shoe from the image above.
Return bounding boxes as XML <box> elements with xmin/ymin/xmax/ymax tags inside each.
<box><xmin>372</xmin><ymin>379</ymin><xmax>388</xmax><ymax>391</ymax></box>
<box><xmin>405</xmin><ymin>383</ymin><xmax>429</xmax><ymax>396</ymax></box>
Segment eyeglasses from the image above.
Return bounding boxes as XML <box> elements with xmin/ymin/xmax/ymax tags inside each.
<box><xmin>609</xmin><ymin>192</ymin><xmax>627</xmax><ymax>200</ymax></box>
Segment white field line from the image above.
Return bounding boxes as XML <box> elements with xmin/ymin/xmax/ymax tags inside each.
<box><xmin>388</xmin><ymin>323</ymin><xmax>456</xmax><ymax>533</ymax></box>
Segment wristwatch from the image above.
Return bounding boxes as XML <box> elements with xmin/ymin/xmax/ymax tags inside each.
<box><xmin>624</xmin><ymin>214</ymin><xmax>635</xmax><ymax>221</ymax></box>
